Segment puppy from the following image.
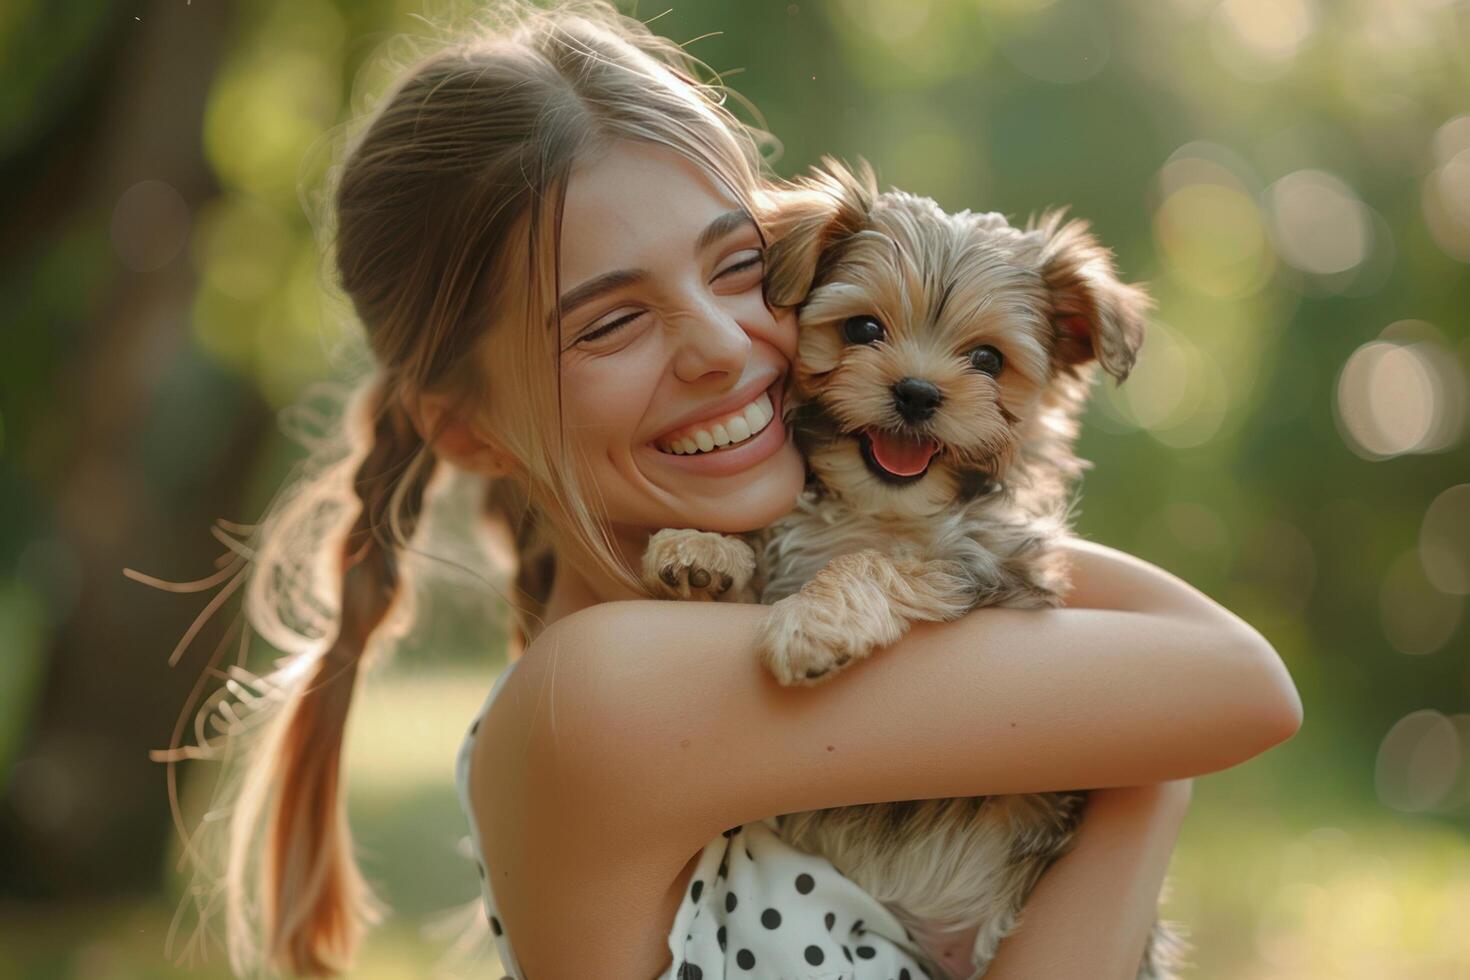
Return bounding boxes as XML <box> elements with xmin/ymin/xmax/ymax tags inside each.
<box><xmin>643</xmin><ymin>157</ymin><xmax>1185</xmax><ymax>979</ymax></box>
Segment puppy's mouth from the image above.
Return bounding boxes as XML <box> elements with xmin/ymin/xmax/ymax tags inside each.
<box><xmin>858</xmin><ymin>427</ymin><xmax>942</xmax><ymax>484</ymax></box>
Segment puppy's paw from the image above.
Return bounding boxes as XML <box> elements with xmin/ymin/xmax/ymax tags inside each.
<box><xmin>758</xmin><ymin>592</ymin><xmax>860</xmax><ymax>686</ymax></box>
<box><xmin>642</xmin><ymin>528</ymin><xmax>756</xmax><ymax>602</ymax></box>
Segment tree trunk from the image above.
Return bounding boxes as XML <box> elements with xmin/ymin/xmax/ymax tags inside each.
<box><xmin>0</xmin><ymin>0</ymin><xmax>260</xmax><ymax>900</ymax></box>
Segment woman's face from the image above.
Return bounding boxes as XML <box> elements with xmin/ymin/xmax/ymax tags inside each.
<box><xmin>552</xmin><ymin>140</ymin><xmax>805</xmax><ymax>536</ymax></box>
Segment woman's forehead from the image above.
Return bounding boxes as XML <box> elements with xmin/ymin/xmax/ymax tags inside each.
<box><xmin>558</xmin><ymin>141</ymin><xmax>745</xmax><ymax>281</ymax></box>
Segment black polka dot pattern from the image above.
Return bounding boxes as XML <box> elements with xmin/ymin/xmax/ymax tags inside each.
<box><xmin>456</xmin><ymin>722</ymin><xmax>939</xmax><ymax>980</ymax></box>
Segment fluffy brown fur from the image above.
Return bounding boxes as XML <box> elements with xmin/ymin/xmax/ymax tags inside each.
<box><xmin>643</xmin><ymin>157</ymin><xmax>1187</xmax><ymax>978</ymax></box>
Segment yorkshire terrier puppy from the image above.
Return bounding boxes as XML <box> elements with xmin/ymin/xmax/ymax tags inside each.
<box><xmin>642</xmin><ymin>157</ymin><xmax>1185</xmax><ymax>979</ymax></box>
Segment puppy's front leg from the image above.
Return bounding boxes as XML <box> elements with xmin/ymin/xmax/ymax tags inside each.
<box><xmin>642</xmin><ymin>528</ymin><xmax>758</xmax><ymax>603</ymax></box>
<box><xmin>759</xmin><ymin>550</ymin><xmax>974</xmax><ymax>686</ymax></box>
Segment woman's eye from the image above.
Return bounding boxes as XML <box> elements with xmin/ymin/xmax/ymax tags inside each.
<box><xmin>576</xmin><ymin>310</ymin><xmax>644</xmax><ymax>346</ymax></box>
<box><xmin>968</xmin><ymin>344</ymin><xmax>1004</xmax><ymax>375</ymax></box>
<box><xmin>842</xmin><ymin>315</ymin><xmax>886</xmax><ymax>345</ymax></box>
<box><xmin>715</xmin><ymin>250</ymin><xmax>764</xmax><ymax>283</ymax></box>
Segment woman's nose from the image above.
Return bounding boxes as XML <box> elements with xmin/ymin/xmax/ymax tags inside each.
<box><xmin>670</xmin><ymin>300</ymin><xmax>753</xmax><ymax>384</ymax></box>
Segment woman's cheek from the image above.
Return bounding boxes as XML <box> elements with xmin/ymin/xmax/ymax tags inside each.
<box><xmin>752</xmin><ymin>302</ymin><xmax>799</xmax><ymax>364</ymax></box>
<box><xmin>723</xmin><ymin>287</ymin><xmax>796</xmax><ymax>362</ymax></box>
<box><xmin>769</xmin><ymin>303</ymin><xmax>799</xmax><ymax>361</ymax></box>
<box><xmin>560</xmin><ymin>350</ymin><xmax>662</xmax><ymax>449</ymax></box>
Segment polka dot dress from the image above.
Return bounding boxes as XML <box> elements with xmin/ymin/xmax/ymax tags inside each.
<box><xmin>455</xmin><ymin>662</ymin><xmax>942</xmax><ymax>979</ymax></box>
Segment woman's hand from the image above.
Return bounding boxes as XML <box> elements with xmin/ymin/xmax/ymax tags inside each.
<box><xmin>983</xmin><ymin>780</ymin><xmax>1194</xmax><ymax>980</ymax></box>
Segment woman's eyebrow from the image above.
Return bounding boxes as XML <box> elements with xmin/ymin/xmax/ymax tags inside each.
<box><xmin>554</xmin><ymin>268</ymin><xmax>647</xmax><ymax>325</ymax></box>
<box><xmin>552</xmin><ymin>208</ymin><xmax>756</xmax><ymax>326</ymax></box>
<box><xmin>693</xmin><ymin>207</ymin><xmax>755</xmax><ymax>254</ymax></box>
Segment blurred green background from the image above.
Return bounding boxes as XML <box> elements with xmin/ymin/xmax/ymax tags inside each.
<box><xmin>2</xmin><ymin>0</ymin><xmax>1468</xmax><ymax>977</ymax></box>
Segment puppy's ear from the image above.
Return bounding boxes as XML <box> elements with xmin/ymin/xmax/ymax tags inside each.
<box><xmin>762</xmin><ymin>155</ymin><xmax>877</xmax><ymax>308</ymax></box>
<box><xmin>1029</xmin><ymin>209</ymin><xmax>1151</xmax><ymax>384</ymax></box>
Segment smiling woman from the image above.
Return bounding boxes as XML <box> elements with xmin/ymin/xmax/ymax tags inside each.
<box><xmin>155</xmin><ymin>1</ymin><xmax>1300</xmax><ymax>978</ymax></box>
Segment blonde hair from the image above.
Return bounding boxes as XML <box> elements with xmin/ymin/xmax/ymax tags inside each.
<box><xmin>139</xmin><ymin>1</ymin><xmax>785</xmax><ymax>974</ymax></box>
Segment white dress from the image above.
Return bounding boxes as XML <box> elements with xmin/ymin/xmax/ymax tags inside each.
<box><xmin>454</xmin><ymin>659</ymin><xmax>943</xmax><ymax>979</ymax></box>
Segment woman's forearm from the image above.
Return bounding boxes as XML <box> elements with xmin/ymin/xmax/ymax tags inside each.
<box><xmin>984</xmin><ymin>781</ymin><xmax>1193</xmax><ymax>979</ymax></box>
<box><xmin>526</xmin><ymin>539</ymin><xmax>1301</xmax><ymax>843</ymax></box>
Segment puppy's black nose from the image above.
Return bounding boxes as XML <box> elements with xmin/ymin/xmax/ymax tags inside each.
<box><xmin>892</xmin><ymin>377</ymin><xmax>943</xmax><ymax>423</ymax></box>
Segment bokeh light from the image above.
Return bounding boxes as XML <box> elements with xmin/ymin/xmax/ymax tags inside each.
<box><xmin>832</xmin><ymin>0</ymin><xmax>989</xmax><ymax>88</ymax></box>
<box><xmin>1441</xmin><ymin>714</ymin><xmax>1470</xmax><ymax>811</ymax></box>
<box><xmin>1423</xmin><ymin>114</ymin><xmax>1470</xmax><ymax>262</ymax></box>
<box><xmin>841</xmin><ymin>0</ymin><xmax>931</xmax><ymax>44</ymax></box>
<box><xmin>110</xmin><ymin>180</ymin><xmax>190</xmax><ymax>273</ymax></box>
<box><xmin>1334</xmin><ymin>325</ymin><xmax>1467</xmax><ymax>460</ymax></box>
<box><xmin>1097</xmin><ymin>315</ymin><xmax>1234</xmax><ymax>449</ymax></box>
<box><xmin>1266</xmin><ymin>169</ymin><xmax>1372</xmax><ymax>279</ymax></box>
<box><xmin>1421</xmin><ymin>484</ymin><xmax>1470</xmax><ymax>596</ymax></box>
<box><xmin>1208</xmin><ymin>0</ymin><xmax>1318</xmax><ymax>82</ymax></box>
<box><xmin>1153</xmin><ymin>145</ymin><xmax>1275</xmax><ymax>298</ymax></box>
<box><xmin>1376</xmin><ymin>709</ymin><xmax>1462</xmax><ymax>813</ymax></box>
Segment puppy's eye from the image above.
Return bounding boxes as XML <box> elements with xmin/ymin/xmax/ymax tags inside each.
<box><xmin>968</xmin><ymin>344</ymin><xmax>1004</xmax><ymax>376</ymax></box>
<box><xmin>842</xmin><ymin>315</ymin><xmax>886</xmax><ymax>345</ymax></box>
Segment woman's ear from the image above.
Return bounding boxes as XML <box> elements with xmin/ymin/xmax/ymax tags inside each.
<box><xmin>401</xmin><ymin>390</ymin><xmax>517</xmax><ymax>478</ymax></box>
<box><xmin>762</xmin><ymin>154</ymin><xmax>878</xmax><ymax>308</ymax></box>
<box><xmin>1029</xmin><ymin>209</ymin><xmax>1151</xmax><ymax>384</ymax></box>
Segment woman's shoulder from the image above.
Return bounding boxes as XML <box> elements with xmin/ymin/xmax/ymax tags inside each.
<box><xmin>465</xmin><ymin>601</ymin><xmax>736</xmax><ymax>976</ymax></box>
<box><xmin>502</xmin><ymin>597</ymin><xmax>773</xmax><ymax>733</ymax></box>
<box><xmin>467</xmin><ymin>598</ymin><xmax>762</xmax><ymax>838</ymax></box>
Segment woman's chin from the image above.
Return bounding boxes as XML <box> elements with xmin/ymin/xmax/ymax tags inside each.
<box><xmin>640</xmin><ymin>439</ymin><xmax>805</xmax><ymax>535</ymax></box>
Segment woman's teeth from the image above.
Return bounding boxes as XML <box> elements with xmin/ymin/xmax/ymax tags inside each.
<box><xmin>657</xmin><ymin>391</ymin><xmax>774</xmax><ymax>455</ymax></box>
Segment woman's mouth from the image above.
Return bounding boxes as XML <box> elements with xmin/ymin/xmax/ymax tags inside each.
<box><xmin>654</xmin><ymin>389</ymin><xmax>775</xmax><ymax>456</ymax></box>
<box><xmin>645</xmin><ymin>380</ymin><xmax>788</xmax><ymax>477</ymax></box>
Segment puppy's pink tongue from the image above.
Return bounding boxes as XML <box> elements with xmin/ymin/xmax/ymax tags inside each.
<box><xmin>865</xmin><ymin>428</ymin><xmax>940</xmax><ymax>476</ymax></box>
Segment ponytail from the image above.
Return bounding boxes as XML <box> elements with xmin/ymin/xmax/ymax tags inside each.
<box><xmin>138</xmin><ymin>374</ymin><xmax>446</xmax><ymax>977</ymax></box>
<box><xmin>249</xmin><ymin>378</ymin><xmax>435</xmax><ymax>975</ymax></box>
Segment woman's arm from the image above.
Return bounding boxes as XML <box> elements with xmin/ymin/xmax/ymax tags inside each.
<box><xmin>502</xmin><ymin>537</ymin><xmax>1299</xmax><ymax>852</ymax></box>
<box><xmin>502</xmin><ymin>537</ymin><xmax>1301</xmax><ymax>858</ymax></box>
<box><xmin>985</xmin><ymin>781</ymin><xmax>1193</xmax><ymax>979</ymax></box>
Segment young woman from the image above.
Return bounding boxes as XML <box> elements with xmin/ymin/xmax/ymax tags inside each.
<box><xmin>173</xmin><ymin>2</ymin><xmax>1301</xmax><ymax>978</ymax></box>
